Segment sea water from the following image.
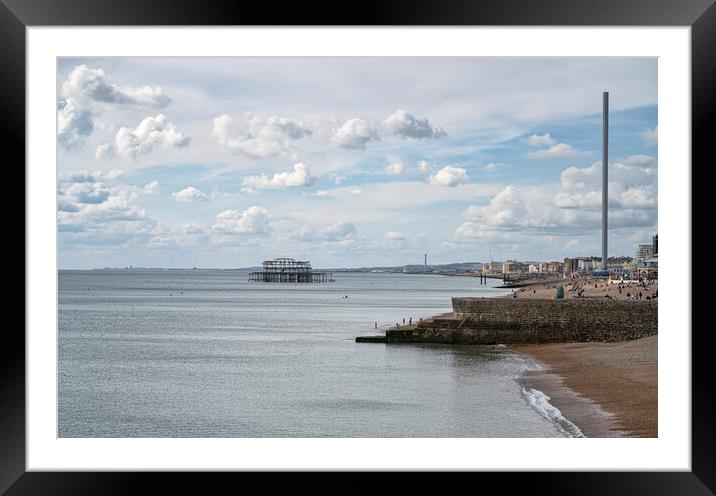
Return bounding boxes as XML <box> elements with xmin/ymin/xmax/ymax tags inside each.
<box><xmin>58</xmin><ymin>270</ymin><xmax>572</xmax><ymax>438</ymax></box>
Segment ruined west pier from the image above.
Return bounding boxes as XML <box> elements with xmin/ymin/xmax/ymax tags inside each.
<box><xmin>249</xmin><ymin>258</ymin><xmax>334</xmax><ymax>283</ymax></box>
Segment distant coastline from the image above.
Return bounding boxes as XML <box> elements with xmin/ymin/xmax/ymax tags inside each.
<box><xmin>77</xmin><ymin>261</ymin><xmax>485</xmax><ymax>273</ymax></box>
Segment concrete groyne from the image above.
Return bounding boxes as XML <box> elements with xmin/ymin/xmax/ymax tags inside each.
<box><xmin>355</xmin><ymin>297</ymin><xmax>657</xmax><ymax>345</ymax></box>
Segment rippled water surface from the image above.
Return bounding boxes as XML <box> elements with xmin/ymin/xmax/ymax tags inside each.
<box><xmin>59</xmin><ymin>270</ymin><xmax>568</xmax><ymax>438</ymax></box>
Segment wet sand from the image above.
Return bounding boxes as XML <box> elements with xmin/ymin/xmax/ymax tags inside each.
<box><xmin>513</xmin><ymin>335</ymin><xmax>658</xmax><ymax>437</ymax></box>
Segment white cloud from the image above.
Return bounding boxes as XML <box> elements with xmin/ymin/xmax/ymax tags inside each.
<box><xmin>290</xmin><ymin>220</ymin><xmax>357</xmax><ymax>244</ymax></box>
<box><xmin>457</xmin><ymin>186</ymin><xmax>557</xmax><ymax>234</ymax></box>
<box><xmin>212</xmin><ymin>206</ymin><xmax>270</xmax><ymax>235</ymax></box>
<box><xmin>384</xmin><ymin>231</ymin><xmax>404</xmax><ymax>240</ymax></box>
<box><xmin>385</xmin><ymin>161</ymin><xmax>407</xmax><ymax>176</ymax></box>
<box><xmin>383</xmin><ymin>110</ymin><xmax>446</xmax><ymax>139</ymax></box>
<box><xmin>63</xmin><ymin>182</ymin><xmax>111</xmax><ymax>204</ymax></box>
<box><xmin>240</xmin><ymin>187</ymin><xmax>259</xmax><ymax>196</ymax></box>
<box><xmin>484</xmin><ymin>163</ymin><xmax>497</xmax><ymax>172</ymax></box>
<box><xmin>455</xmin><ymin>154</ymin><xmax>658</xmax><ymax>241</ymax></box>
<box><xmin>417</xmin><ymin>160</ymin><xmax>431</xmax><ymax>173</ymax></box>
<box><xmin>559</xmin><ymin>156</ymin><xmax>656</xmax><ymax>193</ymax></box>
<box><xmin>97</xmin><ymin>114</ymin><xmax>191</xmax><ymax>160</ymax></box>
<box><xmin>620</xmin><ymin>154</ymin><xmax>657</xmax><ymax>168</ymax></box>
<box><xmin>242</xmin><ymin>163</ymin><xmax>317</xmax><ymax>189</ymax></box>
<box><xmin>103</xmin><ymin>169</ymin><xmax>125</xmax><ymax>180</ymax></box>
<box><xmin>172</xmin><ymin>186</ymin><xmax>210</xmax><ymax>202</ymax></box>
<box><xmin>142</xmin><ymin>181</ymin><xmax>160</xmax><ymax>194</ymax></box>
<box><xmin>322</xmin><ymin>221</ymin><xmax>357</xmax><ymax>241</ymax></box>
<box><xmin>642</xmin><ymin>126</ymin><xmax>658</xmax><ymax>146</ymax></box>
<box><xmin>428</xmin><ymin>165</ymin><xmax>469</xmax><ymax>187</ymax></box>
<box><xmin>58</xmin><ymin>65</ymin><xmax>172</xmax><ymax>151</ymax></box>
<box><xmin>62</xmin><ymin>65</ymin><xmax>171</xmax><ymax>108</ymax></box>
<box><xmin>526</xmin><ymin>142</ymin><xmax>581</xmax><ymax>160</ymax></box>
<box><xmin>57</xmin><ymin>99</ymin><xmax>94</xmax><ymax>150</ymax></box>
<box><xmin>211</xmin><ymin>113</ymin><xmax>312</xmax><ymax>158</ymax></box>
<box><xmin>57</xmin><ymin>176</ymin><xmax>162</xmax><ymax>246</ymax></box>
<box><xmin>526</xmin><ymin>133</ymin><xmax>557</xmax><ymax>147</ymax></box>
<box><xmin>182</xmin><ymin>223</ymin><xmax>204</xmax><ymax>234</ymax></box>
<box><xmin>555</xmin><ymin>156</ymin><xmax>657</xmax><ymax>211</ymax></box>
<box><xmin>621</xmin><ymin>186</ymin><xmax>658</xmax><ymax>208</ymax></box>
<box><xmin>332</xmin><ymin>118</ymin><xmax>379</xmax><ymax>150</ymax></box>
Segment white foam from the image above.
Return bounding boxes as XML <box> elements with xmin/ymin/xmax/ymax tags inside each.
<box><xmin>521</xmin><ymin>386</ymin><xmax>585</xmax><ymax>438</ymax></box>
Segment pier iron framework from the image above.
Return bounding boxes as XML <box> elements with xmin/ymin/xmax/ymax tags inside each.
<box><xmin>248</xmin><ymin>258</ymin><xmax>334</xmax><ymax>283</ymax></box>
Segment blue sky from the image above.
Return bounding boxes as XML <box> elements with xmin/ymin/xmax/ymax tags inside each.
<box><xmin>57</xmin><ymin>57</ymin><xmax>657</xmax><ymax>269</ymax></box>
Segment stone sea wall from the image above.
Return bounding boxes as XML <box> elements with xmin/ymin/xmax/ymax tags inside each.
<box><xmin>373</xmin><ymin>297</ymin><xmax>657</xmax><ymax>345</ymax></box>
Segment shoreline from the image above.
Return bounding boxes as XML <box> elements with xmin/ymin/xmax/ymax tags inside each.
<box><xmin>512</xmin><ymin>335</ymin><xmax>658</xmax><ymax>437</ymax></box>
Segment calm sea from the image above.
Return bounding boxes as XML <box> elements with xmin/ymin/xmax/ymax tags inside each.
<box><xmin>58</xmin><ymin>270</ymin><xmax>578</xmax><ymax>438</ymax></box>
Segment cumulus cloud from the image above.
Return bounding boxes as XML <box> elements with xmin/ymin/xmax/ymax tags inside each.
<box><xmin>62</xmin><ymin>65</ymin><xmax>171</xmax><ymax>108</ymax></box>
<box><xmin>526</xmin><ymin>142</ymin><xmax>581</xmax><ymax>160</ymax></box>
<box><xmin>212</xmin><ymin>113</ymin><xmax>312</xmax><ymax>158</ymax></box>
<box><xmin>385</xmin><ymin>161</ymin><xmax>407</xmax><ymax>176</ymax></box>
<box><xmin>457</xmin><ymin>186</ymin><xmax>557</xmax><ymax>235</ymax></box>
<box><xmin>417</xmin><ymin>160</ymin><xmax>431</xmax><ymax>173</ymax></box>
<box><xmin>291</xmin><ymin>220</ymin><xmax>357</xmax><ymax>244</ymax></box>
<box><xmin>242</xmin><ymin>163</ymin><xmax>317</xmax><ymax>189</ymax></box>
<box><xmin>172</xmin><ymin>186</ymin><xmax>210</xmax><ymax>202</ymax></box>
<box><xmin>428</xmin><ymin>165</ymin><xmax>469</xmax><ymax>187</ymax></box>
<box><xmin>63</xmin><ymin>182</ymin><xmax>111</xmax><ymax>204</ymax></box>
<box><xmin>322</xmin><ymin>221</ymin><xmax>357</xmax><ymax>241</ymax></box>
<box><xmin>211</xmin><ymin>206</ymin><xmax>270</xmax><ymax>235</ymax></box>
<box><xmin>57</xmin><ymin>175</ymin><xmax>162</xmax><ymax>245</ymax></box>
<box><xmin>383</xmin><ymin>110</ymin><xmax>446</xmax><ymax>139</ymax></box>
<box><xmin>526</xmin><ymin>133</ymin><xmax>557</xmax><ymax>147</ymax></box>
<box><xmin>384</xmin><ymin>231</ymin><xmax>404</xmax><ymax>240</ymax></box>
<box><xmin>455</xmin><ymin>154</ymin><xmax>658</xmax><ymax>240</ymax></box>
<box><xmin>555</xmin><ymin>155</ymin><xmax>657</xmax><ymax>210</ymax></box>
<box><xmin>484</xmin><ymin>163</ymin><xmax>498</xmax><ymax>172</ymax></box>
<box><xmin>97</xmin><ymin>114</ymin><xmax>191</xmax><ymax>159</ymax></box>
<box><xmin>642</xmin><ymin>126</ymin><xmax>658</xmax><ymax>146</ymax></box>
<box><xmin>332</xmin><ymin>118</ymin><xmax>379</xmax><ymax>150</ymax></box>
<box><xmin>57</xmin><ymin>99</ymin><xmax>94</xmax><ymax>150</ymax></box>
<box><xmin>58</xmin><ymin>65</ymin><xmax>172</xmax><ymax>151</ymax></box>
<box><xmin>559</xmin><ymin>156</ymin><xmax>656</xmax><ymax>192</ymax></box>
<box><xmin>620</xmin><ymin>186</ymin><xmax>658</xmax><ymax>208</ymax></box>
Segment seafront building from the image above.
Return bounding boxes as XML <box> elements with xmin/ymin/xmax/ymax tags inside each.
<box><xmin>635</xmin><ymin>244</ymin><xmax>655</xmax><ymax>261</ymax></box>
<box><xmin>545</xmin><ymin>261</ymin><xmax>563</xmax><ymax>274</ymax></box>
<box><xmin>502</xmin><ymin>260</ymin><xmax>528</xmax><ymax>274</ymax></box>
<box><xmin>482</xmin><ymin>261</ymin><xmax>503</xmax><ymax>275</ymax></box>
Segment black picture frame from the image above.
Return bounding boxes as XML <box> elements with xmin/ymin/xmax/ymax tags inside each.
<box><xmin>4</xmin><ymin>0</ymin><xmax>710</xmax><ymax>492</ymax></box>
